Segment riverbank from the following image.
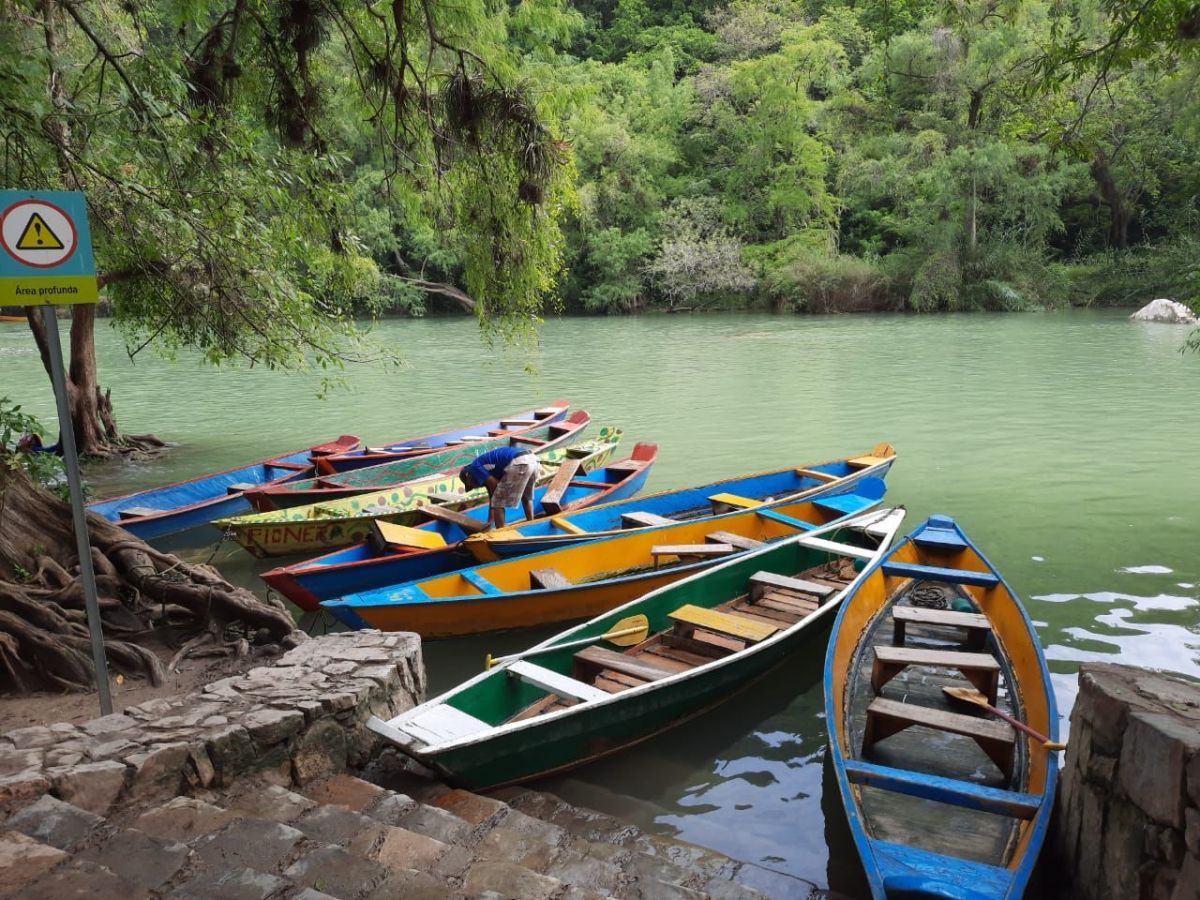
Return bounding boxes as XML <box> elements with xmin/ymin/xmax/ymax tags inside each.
<box><xmin>0</xmin><ymin>630</ymin><xmax>791</xmax><ymax>898</ymax></box>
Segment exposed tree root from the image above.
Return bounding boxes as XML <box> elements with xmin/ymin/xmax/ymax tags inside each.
<box><xmin>0</xmin><ymin>462</ymin><xmax>302</xmax><ymax>695</ymax></box>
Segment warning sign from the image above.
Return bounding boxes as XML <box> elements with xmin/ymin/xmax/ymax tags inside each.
<box><xmin>16</xmin><ymin>213</ymin><xmax>67</xmax><ymax>251</ymax></box>
<box><xmin>0</xmin><ymin>191</ymin><xmax>96</xmax><ymax>304</ymax></box>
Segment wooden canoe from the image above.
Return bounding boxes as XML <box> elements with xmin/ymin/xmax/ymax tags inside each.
<box><xmin>244</xmin><ymin>411</ymin><xmax>591</xmax><ymax>512</ymax></box>
<box><xmin>262</xmin><ymin>442</ymin><xmax>658</xmax><ymax>611</ymax></box>
<box><xmin>464</xmin><ymin>443</ymin><xmax>896</xmax><ymax>562</ymax></box>
<box><xmin>321</xmin><ymin>477</ymin><xmax>889</xmax><ymax>637</ymax></box>
<box><xmin>366</xmin><ymin>508</ymin><xmax>906</xmax><ymax>790</ymax></box>
<box><xmin>824</xmin><ymin>515</ymin><xmax>1059</xmax><ymax>899</ymax></box>
<box><xmin>214</xmin><ymin>425</ymin><xmax>617</xmax><ymax>558</ymax></box>
<box><xmin>86</xmin><ymin>435</ymin><xmax>359</xmax><ymax>540</ymax></box>
<box><xmin>313</xmin><ymin>401</ymin><xmax>569</xmax><ymax>474</ymax></box>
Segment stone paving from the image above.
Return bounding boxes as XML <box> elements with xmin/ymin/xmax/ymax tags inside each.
<box><xmin>0</xmin><ymin>631</ymin><xmax>798</xmax><ymax>898</ymax></box>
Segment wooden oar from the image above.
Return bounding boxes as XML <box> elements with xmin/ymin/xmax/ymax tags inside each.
<box><xmin>485</xmin><ymin>615</ymin><xmax>650</xmax><ymax>669</ymax></box>
<box><xmin>943</xmin><ymin>686</ymin><xmax>1066</xmax><ymax>750</ymax></box>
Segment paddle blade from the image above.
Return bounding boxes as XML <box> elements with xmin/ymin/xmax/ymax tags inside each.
<box><xmin>604</xmin><ymin>614</ymin><xmax>649</xmax><ymax>647</ymax></box>
<box><xmin>943</xmin><ymin>685</ymin><xmax>988</xmax><ymax>707</ymax></box>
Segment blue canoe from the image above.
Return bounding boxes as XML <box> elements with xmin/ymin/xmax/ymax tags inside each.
<box><xmin>824</xmin><ymin>515</ymin><xmax>1059</xmax><ymax>899</ymax></box>
<box><xmin>262</xmin><ymin>442</ymin><xmax>657</xmax><ymax>611</ymax></box>
<box><xmin>314</xmin><ymin>401</ymin><xmax>569</xmax><ymax>474</ymax></box>
<box><xmin>465</xmin><ymin>444</ymin><xmax>896</xmax><ymax>562</ymax></box>
<box><xmin>88</xmin><ymin>435</ymin><xmax>359</xmax><ymax>540</ymax></box>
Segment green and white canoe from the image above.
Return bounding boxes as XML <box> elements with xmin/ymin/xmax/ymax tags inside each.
<box><xmin>368</xmin><ymin>507</ymin><xmax>907</xmax><ymax>790</ymax></box>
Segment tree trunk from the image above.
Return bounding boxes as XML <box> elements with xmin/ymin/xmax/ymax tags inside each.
<box><xmin>0</xmin><ymin>462</ymin><xmax>302</xmax><ymax>695</ymax></box>
<box><xmin>1090</xmin><ymin>149</ymin><xmax>1130</xmax><ymax>250</ymax></box>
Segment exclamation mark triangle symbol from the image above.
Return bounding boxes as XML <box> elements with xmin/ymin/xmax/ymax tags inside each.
<box><xmin>16</xmin><ymin>213</ymin><xmax>65</xmax><ymax>250</ymax></box>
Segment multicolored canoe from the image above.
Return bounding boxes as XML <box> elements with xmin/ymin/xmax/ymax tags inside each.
<box><xmin>314</xmin><ymin>401</ymin><xmax>569</xmax><ymax>474</ymax></box>
<box><xmin>245</xmin><ymin>411</ymin><xmax>591</xmax><ymax>512</ymax></box>
<box><xmin>825</xmin><ymin>516</ymin><xmax>1059</xmax><ymax>899</ymax></box>
<box><xmin>322</xmin><ymin>476</ymin><xmax>889</xmax><ymax>637</ymax></box>
<box><xmin>365</xmin><ymin>507</ymin><xmax>906</xmax><ymax>789</ymax></box>
<box><xmin>87</xmin><ymin>435</ymin><xmax>360</xmax><ymax>540</ymax></box>
<box><xmin>216</xmin><ymin>422</ymin><xmax>612</xmax><ymax>558</ymax></box>
<box><xmin>465</xmin><ymin>443</ymin><xmax>896</xmax><ymax>562</ymax></box>
<box><xmin>263</xmin><ymin>442</ymin><xmax>658</xmax><ymax>612</ymax></box>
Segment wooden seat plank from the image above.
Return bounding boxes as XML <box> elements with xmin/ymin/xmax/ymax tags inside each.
<box><xmin>420</xmin><ymin>503</ymin><xmax>487</xmax><ymax>534</ymax></box>
<box><xmin>651</xmin><ymin>544</ymin><xmax>734</xmax><ymax>565</ymax></box>
<box><xmin>550</xmin><ymin>516</ymin><xmax>587</xmax><ymax>535</ymax></box>
<box><xmin>796</xmin><ymin>467</ymin><xmax>838</xmax><ymax>482</ymax></box>
<box><xmin>705</xmin><ymin>531</ymin><xmax>765</xmax><ymax>551</ymax></box>
<box><xmin>509</xmin><ymin>435</ymin><xmax>548</xmax><ymax>446</ymax></box>
<box><xmin>708</xmin><ymin>492</ymin><xmax>761</xmax><ymax>515</ymax></box>
<box><xmin>669</xmin><ymin>604</ymin><xmax>777</xmax><ymax>643</ymax></box>
<box><xmin>749</xmin><ymin>571</ymin><xmax>835</xmax><ymax>600</ymax></box>
<box><xmin>893</xmin><ymin>605</ymin><xmax>992</xmax><ymax>650</ymax></box>
<box><xmin>530</xmin><ymin>568</ymin><xmax>572</xmax><ymax>590</ymax></box>
<box><xmin>507</xmin><ymin>660</ymin><xmax>608</xmax><ymax>702</ymax></box>
<box><xmin>796</xmin><ymin>536</ymin><xmax>874</xmax><ymax>560</ymax></box>
<box><xmin>620</xmin><ymin>511</ymin><xmax>675</xmax><ymax>529</ymax></box>
<box><xmin>881</xmin><ymin>561</ymin><xmax>1001</xmax><ymax>589</ymax></box>
<box><xmin>119</xmin><ymin>506</ymin><xmax>159</xmax><ymax>518</ymax></box>
<box><xmin>862</xmin><ymin>697</ymin><xmax>1015</xmax><ymax>780</ymax></box>
<box><xmin>728</xmin><ymin>605</ymin><xmax>798</xmax><ymax>628</ymax></box>
<box><xmin>757</xmin><ymin>592</ymin><xmax>818</xmax><ymax>617</ymax></box>
<box><xmin>872</xmin><ymin>646</ymin><xmax>1001</xmax><ymax>705</ymax></box>
<box><xmin>539</xmin><ymin>458</ymin><xmax>582</xmax><ymax>515</ymax></box>
<box><xmin>755</xmin><ymin>508</ymin><xmax>817</xmax><ymax>531</ymax></box>
<box><xmin>848</xmin><ymin>455</ymin><xmax>891</xmax><ymax>468</ymax></box>
<box><xmin>575</xmin><ymin>647</ymin><xmax>675</xmax><ymax>683</ymax></box>
<box><xmin>462</xmin><ymin>570</ymin><xmax>502</xmax><ymax>595</ymax></box>
<box><xmin>401</xmin><ymin>705</ymin><xmax>490</xmax><ymax>745</ymax></box>
<box><xmin>605</xmin><ymin>460</ymin><xmax>644</xmax><ymax>472</ymax></box>
<box><xmin>500</xmin><ymin>419</ymin><xmax>538</xmax><ymax>427</ymax></box>
<box><xmin>843</xmin><ymin>759</ymin><xmax>1039</xmax><ymax>819</ymax></box>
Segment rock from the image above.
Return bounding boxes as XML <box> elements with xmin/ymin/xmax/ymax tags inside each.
<box><xmin>0</xmin><ymin>746</ymin><xmax>45</xmax><ymax>777</ymax></box>
<box><xmin>463</xmin><ymin>860</ymin><xmax>563</xmax><ymax>900</ymax></box>
<box><xmin>371</xmin><ymin>825</ymin><xmax>448</xmax><ymax>872</ymax></box>
<box><xmin>18</xmin><ymin>859</ymin><xmax>152</xmax><ymax>900</ymax></box>
<box><xmin>81</xmin><ymin>713</ymin><xmax>139</xmax><ymax>737</ymax></box>
<box><xmin>385</xmin><ymin>801</ymin><xmax>473</xmax><ymax>845</ymax></box>
<box><xmin>291</xmin><ymin>719</ymin><xmax>348</xmax><ymax>785</ymax></box>
<box><xmin>433</xmin><ymin>788</ymin><xmax>507</xmax><ymax>825</ymax></box>
<box><xmin>283</xmin><ymin>845</ymin><xmax>391</xmax><ymax>897</ymax></box>
<box><xmin>47</xmin><ymin>760</ymin><xmax>128</xmax><ymax>815</ymax></box>
<box><xmin>7</xmin><ymin>795</ymin><xmax>102</xmax><ymax>851</ymax></box>
<box><xmin>1120</xmin><ymin>712</ymin><xmax>1199</xmax><ymax>828</ymax></box>
<box><xmin>1172</xmin><ymin>853</ymin><xmax>1200</xmax><ymax>900</ymax></box>
<box><xmin>1076</xmin><ymin>664</ymin><xmax>1156</xmax><ymax>754</ymax></box>
<box><xmin>305</xmin><ymin>774</ymin><xmax>386</xmax><ymax>811</ymax></box>
<box><xmin>1187</xmin><ymin>808</ymin><xmax>1200</xmax><ymax>857</ymax></box>
<box><xmin>5</xmin><ymin>727</ymin><xmax>55</xmax><ymax>750</ymax></box>
<box><xmin>0</xmin><ymin>829</ymin><xmax>69</xmax><ymax>884</ymax></box>
<box><xmin>228</xmin><ymin>783</ymin><xmax>316</xmax><ymax>823</ymax></box>
<box><xmin>124</xmin><ymin>742</ymin><xmax>191</xmax><ymax>799</ymax></box>
<box><xmin>204</xmin><ymin>724</ymin><xmax>256</xmax><ymax>786</ymax></box>
<box><xmin>0</xmin><ymin>772</ymin><xmax>48</xmax><ymax>812</ymax></box>
<box><xmin>294</xmin><ymin>804</ymin><xmax>387</xmax><ymax>850</ymax></box>
<box><xmin>193</xmin><ymin>818</ymin><xmax>304</xmax><ymax>872</ymax></box>
<box><xmin>76</xmin><ymin>828</ymin><xmax>191</xmax><ymax>889</ymax></box>
<box><xmin>173</xmin><ymin>866</ymin><xmax>291</xmax><ymax>900</ymax></box>
<box><xmin>1131</xmin><ymin>298</ymin><xmax>1199</xmax><ymax>325</ymax></box>
<box><xmin>368</xmin><ymin>867</ymin><xmax>452</xmax><ymax>900</ymax></box>
<box><xmin>135</xmin><ymin>796</ymin><xmax>239</xmax><ymax>843</ymax></box>
<box><xmin>240</xmin><ymin>707</ymin><xmax>305</xmax><ymax>747</ymax></box>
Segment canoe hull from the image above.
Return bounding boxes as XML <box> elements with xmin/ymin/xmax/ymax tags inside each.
<box><xmin>264</xmin><ymin>447</ymin><xmax>653</xmax><ymax>610</ymax></box>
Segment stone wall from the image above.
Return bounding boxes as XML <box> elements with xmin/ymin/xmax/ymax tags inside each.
<box><xmin>1052</xmin><ymin>663</ymin><xmax>1200</xmax><ymax>900</ymax></box>
<box><xmin>0</xmin><ymin>631</ymin><xmax>424</xmax><ymax>817</ymax></box>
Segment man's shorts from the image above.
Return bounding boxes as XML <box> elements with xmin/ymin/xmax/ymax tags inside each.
<box><xmin>491</xmin><ymin>453</ymin><xmax>539</xmax><ymax>508</ymax></box>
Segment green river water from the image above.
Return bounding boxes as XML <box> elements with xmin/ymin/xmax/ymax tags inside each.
<box><xmin>2</xmin><ymin>310</ymin><xmax>1198</xmax><ymax>895</ymax></box>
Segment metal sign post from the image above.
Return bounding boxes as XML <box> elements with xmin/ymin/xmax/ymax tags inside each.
<box><xmin>1</xmin><ymin>190</ymin><xmax>111</xmax><ymax>715</ymax></box>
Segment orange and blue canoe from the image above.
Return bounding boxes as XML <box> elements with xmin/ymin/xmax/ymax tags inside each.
<box><xmin>824</xmin><ymin>515</ymin><xmax>1059</xmax><ymax>899</ymax></box>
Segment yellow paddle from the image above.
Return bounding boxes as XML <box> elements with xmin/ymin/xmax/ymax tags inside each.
<box><xmin>485</xmin><ymin>614</ymin><xmax>650</xmax><ymax>669</ymax></box>
<box><xmin>943</xmin><ymin>686</ymin><xmax>1067</xmax><ymax>750</ymax></box>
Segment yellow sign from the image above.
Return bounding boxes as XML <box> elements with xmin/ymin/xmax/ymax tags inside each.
<box><xmin>15</xmin><ymin>213</ymin><xmax>66</xmax><ymax>251</ymax></box>
<box><xmin>0</xmin><ymin>192</ymin><xmax>98</xmax><ymax>305</ymax></box>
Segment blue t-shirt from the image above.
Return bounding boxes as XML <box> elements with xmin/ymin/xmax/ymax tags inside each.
<box><xmin>463</xmin><ymin>447</ymin><xmax>531</xmax><ymax>486</ymax></box>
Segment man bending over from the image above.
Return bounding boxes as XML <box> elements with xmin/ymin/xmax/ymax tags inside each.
<box><xmin>459</xmin><ymin>446</ymin><xmax>539</xmax><ymax>530</ymax></box>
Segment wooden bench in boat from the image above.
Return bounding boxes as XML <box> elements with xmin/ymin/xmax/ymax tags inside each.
<box><xmin>651</xmin><ymin>544</ymin><xmax>734</xmax><ymax>565</ymax></box>
<box><xmin>551</xmin><ymin>516</ymin><xmax>587</xmax><ymax>535</ymax></box>
<box><xmin>848</xmin><ymin>454</ymin><xmax>891</xmax><ymax>468</ymax></box>
<box><xmin>892</xmin><ymin>606</ymin><xmax>992</xmax><ymax>650</ymax></box>
<box><xmin>119</xmin><ymin>506</ymin><xmax>159</xmax><ymax>519</ymax></box>
<box><xmin>620</xmin><ymin>511</ymin><xmax>675</xmax><ymax>529</ymax></box>
<box><xmin>605</xmin><ymin>460</ymin><xmax>644</xmax><ymax>472</ymax></box>
<box><xmin>796</xmin><ymin>467</ymin><xmax>837</xmax><ymax>482</ymax></box>
<box><xmin>419</xmin><ymin>503</ymin><xmax>487</xmax><ymax>533</ymax></box>
<box><xmin>398</xmin><ymin>705</ymin><xmax>490</xmax><ymax>746</ymax></box>
<box><xmin>755</xmin><ymin>508</ymin><xmax>817</xmax><ymax>531</ymax></box>
<box><xmin>912</xmin><ymin>528</ymin><xmax>970</xmax><ymax>553</ymax></box>
<box><xmin>872</xmin><ymin>646</ymin><xmax>1001</xmax><ymax>704</ymax></box>
<box><xmin>539</xmin><ymin>459</ymin><xmax>582</xmax><ymax>515</ymax></box>
<box><xmin>843</xmin><ymin>759</ymin><xmax>1039</xmax><ymax>819</ymax></box>
<box><xmin>795</xmin><ymin>536</ymin><xmax>875</xmax><ymax>560</ymax></box>
<box><xmin>862</xmin><ymin>697</ymin><xmax>1016</xmax><ymax>779</ymax></box>
<box><xmin>500</xmin><ymin>419</ymin><xmax>538</xmax><ymax>427</ymax></box>
<box><xmin>705</xmin><ymin>531</ymin><xmax>764</xmax><ymax>552</ymax></box>
<box><xmin>749</xmin><ymin>571</ymin><xmax>834</xmax><ymax>601</ymax></box>
<box><xmin>462</xmin><ymin>570</ymin><xmax>502</xmax><ymax>595</ymax></box>
<box><xmin>530</xmin><ymin>568</ymin><xmax>572</xmax><ymax>590</ymax></box>
<box><xmin>372</xmin><ymin>521</ymin><xmax>448</xmax><ymax>552</ymax></box>
<box><xmin>227</xmin><ymin>482</ymin><xmax>258</xmax><ymax>494</ymax></box>
<box><xmin>669</xmin><ymin>604</ymin><xmax>777</xmax><ymax>645</ymax></box>
<box><xmin>574</xmin><ymin>646</ymin><xmax>675</xmax><ymax>684</ymax></box>
<box><xmin>708</xmin><ymin>493</ymin><xmax>761</xmax><ymax>515</ymax></box>
<box><xmin>509</xmin><ymin>434</ymin><xmax>548</xmax><ymax>446</ymax></box>
<box><xmin>507</xmin><ymin>660</ymin><xmax>608</xmax><ymax>702</ymax></box>
<box><xmin>881</xmin><ymin>561</ymin><xmax>1000</xmax><ymax>589</ymax></box>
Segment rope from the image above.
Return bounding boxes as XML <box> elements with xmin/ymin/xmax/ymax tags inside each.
<box><xmin>910</xmin><ymin>582</ymin><xmax>953</xmax><ymax>609</ymax></box>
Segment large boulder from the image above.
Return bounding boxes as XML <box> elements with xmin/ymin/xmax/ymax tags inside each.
<box><xmin>1130</xmin><ymin>298</ymin><xmax>1198</xmax><ymax>324</ymax></box>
